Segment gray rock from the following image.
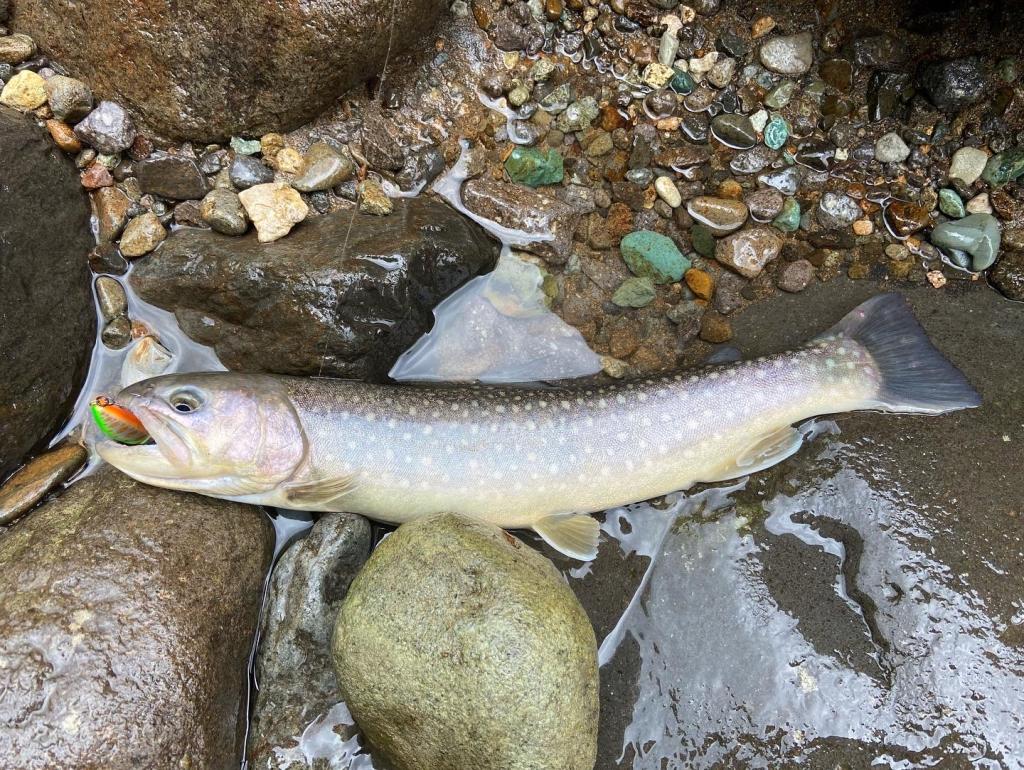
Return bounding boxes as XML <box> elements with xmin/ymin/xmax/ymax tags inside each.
<box><xmin>874</xmin><ymin>132</ymin><xmax>910</xmax><ymax>163</ymax></box>
<box><xmin>0</xmin><ymin>106</ymin><xmax>93</xmax><ymax>478</ymax></box>
<box><xmin>396</xmin><ymin>145</ymin><xmax>445</xmax><ymax>192</ymax></box>
<box><xmin>360</xmin><ymin>114</ymin><xmax>405</xmax><ymax>172</ymax></box>
<box><xmin>930</xmin><ymin>212</ymin><xmax>1001</xmax><ymax>272</ymax></box>
<box><xmin>229</xmin><ymin>154</ymin><xmax>275</xmax><ymax>190</ymax></box>
<box><xmin>758</xmin><ymin>166</ymin><xmax>802</xmax><ymax>196</ymax></box>
<box><xmin>130</xmin><ymin>197</ymin><xmax>499</xmax><ymax>380</ymax></box>
<box><xmin>73</xmin><ymin>100</ymin><xmax>136</xmax><ymax>154</ymax></box>
<box><xmin>136</xmin><ymin>154</ymin><xmax>209</xmax><ymax>200</ymax></box>
<box><xmin>817</xmin><ymin>191</ymin><xmax>861</xmax><ymax>229</ymax></box>
<box><xmin>43</xmin><ymin>74</ymin><xmax>93</xmax><ymax>122</ymax></box>
<box><xmin>199</xmin><ymin>188</ymin><xmax>248</xmax><ymax>235</ymax></box>
<box><xmin>729</xmin><ymin>145</ymin><xmax>778</xmax><ymax>176</ymax></box>
<box><xmin>777</xmin><ymin>258</ymin><xmax>815</xmax><ymax>292</ymax></box>
<box><xmin>948</xmin><ymin>146</ymin><xmax>989</xmax><ymax>185</ymax></box>
<box><xmin>919</xmin><ymin>57</ymin><xmax>986</xmax><ymax>112</ymax></box>
<box><xmin>0</xmin><ymin>466</ymin><xmax>272</xmax><ymax>769</ymax></box>
<box><xmin>11</xmin><ymin>0</ymin><xmax>448</xmax><ymax>142</ymax></box>
<box><xmin>710</xmin><ymin>113</ymin><xmax>756</xmax><ymax>149</ymax></box>
<box><xmin>555</xmin><ymin>96</ymin><xmax>599</xmax><ymax>133</ymax></box>
<box><xmin>248</xmin><ymin>514</ymin><xmax>372</xmax><ymax>770</ymax></box>
<box><xmin>332</xmin><ymin>513</ymin><xmax>599</xmax><ymax>770</ymax></box>
<box><xmin>759</xmin><ymin>32</ymin><xmax>814</xmax><ymax>75</ymax></box>
<box><xmin>852</xmin><ymin>34</ymin><xmax>908</xmax><ymax>70</ymax></box>
<box><xmin>461</xmin><ymin>177</ymin><xmax>581</xmax><ymax>264</ymax></box>
<box><xmin>715</xmin><ymin>226</ymin><xmax>782</xmax><ymax>278</ymax></box>
<box><xmin>745</xmin><ymin>188</ymin><xmax>785</xmax><ymax>221</ymax></box>
<box><xmin>292</xmin><ymin>142</ymin><xmax>355</xmax><ymax>192</ymax></box>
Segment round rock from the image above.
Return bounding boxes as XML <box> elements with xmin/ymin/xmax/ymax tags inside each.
<box><xmin>715</xmin><ymin>226</ymin><xmax>782</xmax><ymax>278</ymax></box>
<box><xmin>759</xmin><ymin>32</ymin><xmax>814</xmax><ymax>75</ymax></box>
<box><xmin>332</xmin><ymin>513</ymin><xmax>599</xmax><ymax>770</ymax></box>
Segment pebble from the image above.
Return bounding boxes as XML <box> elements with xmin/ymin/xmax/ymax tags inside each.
<box><xmin>80</xmin><ymin>163</ymin><xmax>113</xmax><ymax>189</ymax></box>
<box><xmin>121</xmin><ymin>336</ymin><xmax>173</xmax><ymax>386</ymax></box>
<box><xmin>689</xmin><ymin>51</ymin><xmax>719</xmax><ymax>80</ymax></box>
<box><xmin>816</xmin><ymin>192</ymin><xmax>861</xmax><ymax>229</ymax></box>
<box><xmin>612</xmin><ymin>276</ymin><xmax>656</xmax><ymax>307</ymax></box>
<box><xmin>744</xmin><ymin>188</ymin><xmax>784</xmax><ymax>221</ymax></box>
<box><xmin>819</xmin><ymin>58</ymin><xmax>852</xmax><ymax>92</ymax></box>
<box><xmin>749</xmin><ymin>109</ymin><xmax>768</xmax><ymax>133</ymax></box>
<box><xmin>530</xmin><ymin>58</ymin><xmax>555</xmax><ymax>82</ymax></box>
<box><xmin>776</xmin><ymin>259</ymin><xmax>814</xmax><ymax>292</ymax></box>
<box><xmin>229</xmin><ymin>154</ymin><xmax>275</xmax><ymax>190</ymax></box>
<box><xmin>0</xmin><ymin>33</ymin><xmax>34</xmax><ymax>63</ymax></box>
<box><xmin>74</xmin><ymin>100</ymin><xmax>136</xmax><ymax>154</ymax></box>
<box><xmin>690</xmin><ymin>223</ymin><xmax>716</xmax><ymax>258</ymax></box>
<box><xmin>938</xmin><ymin>188</ymin><xmax>966</xmax><ymax>219</ymax></box>
<box><xmin>45</xmin><ymin>119</ymin><xmax>81</xmax><ymax>152</ymax></box>
<box><xmin>119</xmin><ymin>211</ymin><xmax>167</xmax><ymax>257</ymax></box>
<box><xmin>764</xmin><ymin>80</ymin><xmax>797</xmax><ymax>109</ymax></box>
<box><xmin>657</xmin><ymin>30</ymin><xmax>678</xmax><ymax>67</ymax></box>
<box><xmin>669</xmin><ymin>68</ymin><xmax>695</xmax><ymax>95</ymax></box>
<box><xmin>874</xmin><ymin>132</ymin><xmax>910</xmax><ymax>163</ymax></box>
<box><xmin>260</xmin><ymin>133</ymin><xmax>285</xmax><ymax>158</ymax></box>
<box><xmin>358</xmin><ymin>178</ymin><xmax>393</xmax><ymax>216</ymax></box>
<box><xmin>0</xmin><ymin>441</ymin><xmax>87</xmax><ymax>526</ymax></box>
<box><xmin>699</xmin><ymin>312</ymin><xmax>732</xmax><ymax>343</ymax></box>
<box><xmin>980</xmin><ymin>148</ymin><xmax>1024</xmax><ymax>187</ymax></box>
<box><xmin>505</xmin><ymin>146</ymin><xmax>564</xmax><ymax>186</ymax></box>
<box><xmin>930</xmin><ymin>213</ymin><xmax>1001</xmax><ymax>271</ymax></box>
<box><xmin>772</xmin><ymin>197</ymin><xmax>801</xmax><ymax>232</ymax></box>
<box><xmin>763</xmin><ymin>115</ymin><xmax>788</xmax><ymax>150</ymax></box>
<box><xmin>710</xmin><ymin>113</ymin><xmax>756</xmax><ymax>149</ymax></box>
<box><xmin>238</xmin><ymin>182</ymin><xmax>308</xmax><ymax>242</ymax></box>
<box><xmin>200</xmin><ymin>189</ymin><xmax>248</xmax><ymax>236</ymax></box>
<box><xmin>44</xmin><ymin>75</ymin><xmax>93</xmax><ymax>122</ymax></box>
<box><xmin>293</xmin><ymin>142</ymin><xmax>356</xmax><ymax>192</ymax></box>
<box><xmin>230</xmin><ymin>136</ymin><xmax>262</xmax><ymax>155</ymax></box>
<box><xmin>654</xmin><ymin>176</ymin><xmax>681</xmax><ymax>208</ymax></box>
<box><xmin>273</xmin><ymin>146</ymin><xmax>304</xmax><ymax>174</ymax></box>
<box><xmin>758</xmin><ymin>166</ymin><xmax>801</xmax><ymax>195</ymax></box>
<box><xmin>919</xmin><ymin>57</ymin><xmax>985</xmax><ymax>112</ymax></box>
<box><xmin>926</xmin><ymin>270</ymin><xmax>947</xmax><ymax>289</ymax></box>
<box><xmin>0</xmin><ymin>70</ymin><xmax>46</xmax><ymax>110</ymax></box>
<box><xmin>759</xmin><ymin>32</ymin><xmax>814</xmax><ymax>75</ymax></box>
<box><xmin>707</xmin><ymin>57</ymin><xmax>736</xmax><ymax>89</ymax></box>
<box><xmin>92</xmin><ymin>186</ymin><xmax>130</xmax><ymax>241</ymax></box>
<box><xmin>852</xmin><ymin>218</ymin><xmax>874</xmax><ymax>236</ymax></box>
<box><xmin>684</xmin><ymin>268</ymin><xmax>714</xmax><ymax>300</ymax></box>
<box><xmin>620</xmin><ymin>230</ymin><xmax>689</xmax><ymax>284</ymax></box>
<box><xmin>101</xmin><ymin>315</ymin><xmax>133</xmax><ymax>348</ymax></box>
<box><xmin>714</xmin><ymin>226</ymin><xmax>782</xmax><ymax>278</ymax></box>
<box><xmin>687</xmin><ymin>196</ymin><xmax>748</xmax><ymax>234</ymax></box>
<box><xmin>137</xmin><ymin>155</ymin><xmax>209</xmax><ymax>200</ymax></box>
<box><xmin>642</xmin><ymin>63</ymin><xmax>674</xmax><ymax>89</ymax></box>
<box><xmin>751</xmin><ymin>15</ymin><xmax>776</xmax><ymax>38</ymax></box>
<box><xmin>948</xmin><ymin>146</ymin><xmax>989</xmax><ymax>185</ymax></box>
<box><xmin>988</xmin><ymin>250</ymin><xmax>1024</xmax><ymax>301</ymax></box>
<box><xmin>884</xmin><ymin>200</ymin><xmax>931</xmax><ymax>237</ymax></box>
<box><xmin>965</xmin><ymin>193</ymin><xmax>992</xmax><ymax>215</ymax></box>
<box><xmin>94</xmin><ymin>276</ymin><xmax>128</xmax><ymax>321</ymax></box>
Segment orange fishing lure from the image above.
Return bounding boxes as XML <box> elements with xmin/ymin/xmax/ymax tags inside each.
<box><xmin>90</xmin><ymin>396</ymin><xmax>150</xmax><ymax>445</ymax></box>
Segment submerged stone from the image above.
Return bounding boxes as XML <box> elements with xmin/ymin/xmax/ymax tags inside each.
<box><xmin>772</xmin><ymin>197</ymin><xmax>801</xmax><ymax>232</ymax></box>
<box><xmin>948</xmin><ymin>146</ymin><xmax>989</xmax><ymax>185</ymax></box>
<box><xmin>612</xmin><ymin>276</ymin><xmax>657</xmax><ymax>307</ymax></box>
<box><xmin>919</xmin><ymin>57</ymin><xmax>985</xmax><ymax>112</ymax></box>
<box><xmin>620</xmin><ymin>230</ymin><xmax>689</xmax><ymax>284</ymax></box>
<box><xmin>763</xmin><ymin>115</ymin><xmax>788</xmax><ymax>150</ymax></box>
<box><xmin>505</xmin><ymin>146</ymin><xmax>564</xmax><ymax>187</ymax></box>
<box><xmin>715</xmin><ymin>226</ymin><xmax>782</xmax><ymax>278</ymax></box>
<box><xmin>930</xmin><ymin>213</ymin><xmax>1001</xmax><ymax>272</ymax></box>
<box><xmin>817</xmin><ymin>192</ymin><xmax>861</xmax><ymax>229</ymax></box>
<box><xmin>988</xmin><ymin>250</ymin><xmax>1024</xmax><ymax>301</ymax></box>
<box><xmin>669</xmin><ymin>67</ymin><xmax>695</xmax><ymax>94</ymax></box>
<box><xmin>938</xmin><ymin>188</ymin><xmax>966</xmax><ymax>219</ymax></box>
<box><xmin>710</xmin><ymin>113</ymin><xmax>756</xmax><ymax>149</ymax></box>
<box><xmin>764</xmin><ymin>80</ymin><xmax>797</xmax><ymax>109</ymax></box>
<box><xmin>759</xmin><ymin>32</ymin><xmax>813</xmax><ymax>75</ymax></box>
<box><xmin>980</xmin><ymin>148</ymin><xmax>1024</xmax><ymax>187</ymax></box>
<box><xmin>874</xmin><ymin>132</ymin><xmax>910</xmax><ymax>163</ymax></box>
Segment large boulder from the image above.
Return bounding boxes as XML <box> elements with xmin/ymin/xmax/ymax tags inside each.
<box><xmin>0</xmin><ymin>106</ymin><xmax>93</xmax><ymax>479</ymax></box>
<box><xmin>130</xmin><ymin>197</ymin><xmax>499</xmax><ymax>381</ymax></box>
<box><xmin>332</xmin><ymin>513</ymin><xmax>599</xmax><ymax>770</ymax></box>
<box><xmin>10</xmin><ymin>0</ymin><xmax>447</xmax><ymax>142</ymax></box>
<box><xmin>0</xmin><ymin>466</ymin><xmax>273</xmax><ymax>769</ymax></box>
<box><xmin>248</xmin><ymin>513</ymin><xmax>372</xmax><ymax>770</ymax></box>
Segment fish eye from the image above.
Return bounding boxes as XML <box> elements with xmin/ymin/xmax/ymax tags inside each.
<box><xmin>168</xmin><ymin>389</ymin><xmax>203</xmax><ymax>414</ymax></box>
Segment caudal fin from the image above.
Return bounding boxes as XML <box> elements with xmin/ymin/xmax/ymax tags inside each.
<box><xmin>825</xmin><ymin>294</ymin><xmax>981</xmax><ymax>415</ymax></box>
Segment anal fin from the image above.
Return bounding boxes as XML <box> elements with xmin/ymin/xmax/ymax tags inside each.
<box><xmin>701</xmin><ymin>426</ymin><xmax>804</xmax><ymax>483</ymax></box>
<box><xmin>281</xmin><ymin>474</ymin><xmax>358</xmax><ymax>509</ymax></box>
<box><xmin>533</xmin><ymin>513</ymin><xmax>600</xmax><ymax>561</ymax></box>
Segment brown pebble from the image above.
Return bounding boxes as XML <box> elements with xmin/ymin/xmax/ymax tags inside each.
<box><xmin>45</xmin><ymin>119</ymin><xmax>82</xmax><ymax>153</ymax></box>
<box><xmin>751</xmin><ymin>15</ymin><xmax>776</xmax><ymax>38</ymax></box>
<box><xmin>684</xmin><ymin>268</ymin><xmax>714</xmax><ymax>300</ymax></box>
<box><xmin>606</xmin><ymin>202</ymin><xmax>634</xmax><ymax>240</ymax></box>
<box><xmin>0</xmin><ymin>441</ymin><xmax>88</xmax><ymax>526</ymax></box>
<box><xmin>852</xmin><ymin>218</ymin><xmax>874</xmax><ymax>236</ymax></box>
<box><xmin>883</xmin><ymin>200</ymin><xmax>931</xmax><ymax>237</ymax></box>
<box><xmin>847</xmin><ymin>262</ymin><xmax>871</xmax><ymax>280</ymax></box>
<box><xmin>599</xmin><ymin>103</ymin><xmax>627</xmax><ymax>133</ymax></box>
<box><xmin>699</xmin><ymin>312</ymin><xmax>732</xmax><ymax>343</ymax></box>
<box><xmin>544</xmin><ymin>0</ymin><xmax>563</xmax><ymax>21</ymax></box>
<box><xmin>81</xmin><ymin>163</ymin><xmax>114</xmax><ymax>189</ymax></box>
<box><xmin>927</xmin><ymin>270</ymin><xmax>947</xmax><ymax>289</ymax></box>
<box><xmin>717</xmin><ymin>179</ymin><xmax>743</xmax><ymax>200</ymax></box>
<box><xmin>128</xmin><ymin>133</ymin><xmax>154</xmax><ymax>161</ymax></box>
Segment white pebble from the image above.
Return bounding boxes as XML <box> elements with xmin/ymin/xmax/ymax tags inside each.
<box><xmin>654</xmin><ymin>176</ymin><xmax>682</xmax><ymax>208</ymax></box>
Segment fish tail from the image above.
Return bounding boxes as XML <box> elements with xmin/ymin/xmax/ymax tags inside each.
<box><xmin>824</xmin><ymin>294</ymin><xmax>981</xmax><ymax>415</ymax></box>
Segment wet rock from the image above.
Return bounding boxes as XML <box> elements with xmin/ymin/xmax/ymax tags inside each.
<box><xmin>11</xmin><ymin>0</ymin><xmax>447</xmax><ymax>142</ymax></box>
<box><xmin>763</xmin><ymin>115</ymin><xmax>788</xmax><ymax>150</ymax></box>
<box><xmin>238</xmin><ymin>182</ymin><xmax>308</xmax><ymax>242</ymax></box>
<box><xmin>620</xmin><ymin>230</ymin><xmax>689</xmax><ymax>284</ymax></box>
<box><xmin>462</xmin><ymin>177</ymin><xmax>580</xmax><ymax>264</ymax></box>
<box><xmin>980</xmin><ymin>148</ymin><xmax>1024</xmax><ymax>187</ymax></box>
<box><xmin>966</xmin><ymin>193</ymin><xmax>992</xmax><ymax>215</ymax></box>
<box><xmin>764</xmin><ymin>79</ymin><xmax>797</xmax><ymax>109</ymax></box>
<box><xmin>853</xmin><ymin>34</ymin><xmax>907</xmax><ymax>70</ymax></box>
<box><xmin>930</xmin><ymin>213</ymin><xmax>1001</xmax><ymax>271</ymax></box>
<box><xmin>819</xmin><ymin>58</ymin><xmax>852</xmax><ymax>92</ymax></box>
<box><xmin>131</xmin><ymin>198</ymin><xmax>497</xmax><ymax>380</ymax></box>
<box><xmin>200</xmin><ymin>189</ymin><xmax>248</xmax><ymax>236</ymax></box>
<box><xmin>358</xmin><ymin>178</ymin><xmax>393</xmax><ymax>216</ymax></box>
<box><xmin>72</xmin><ymin>100</ymin><xmax>136</xmax><ymax>154</ymax></box>
<box><xmin>119</xmin><ymin>211</ymin><xmax>167</xmax><ymax>257</ymax></box>
<box><xmin>759</xmin><ymin>166</ymin><xmax>801</xmax><ymax>195</ymax></box>
<box><xmin>45</xmin><ymin>118</ymin><xmax>82</xmax><ymax>152</ymax></box>
<box><xmin>0</xmin><ymin>466</ymin><xmax>271</xmax><ymax>768</ymax></box>
<box><xmin>136</xmin><ymin>154</ymin><xmax>209</xmax><ymax>200</ymax></box>
<box><xmin>776</xmin><ymin>258</ymin><xmax>814</xmax><ymax>292</ymax></box>
<box><xmin>654</xmin><ymin>176</ymin><xmax>682</xmax><ymax>208</ymax></box>
<box><xmin>228</xmin><ymin>154</ymin><xmax>274</xmax><ymax>190</ymax></box>
<box><xmin>745</xmin><ymin>188</ymin><xmax>784</xmax><ymax>221</ymax></box>
<box><xmin>729</xmin><ymin>145</ymin><xmax>777</xmax><ymax>176</ymax></box>
<box><xmin>0</xmin><ymin>440</ymin><xmax>86</xmax><ymax>526</ymax></box>
<box><xmin>0</xmin><ymin>70</ymin><xmax>46</xmax><ymax>110</ymax></box>
<box><xmin>95</xmin><ymin>275</ymin><xmax>127</xmax><ymax>321</ymax></box>
<box><xmin>772</xmin><ymin>197</ymin><xmax>801</xmax><ymax>232</ymax></box>
<box><xmin>759</xmin><ymin>32</ymin><xmax>814</xmax><ymax>75</ymax></box>
<box><xmin>293</xmin><ymin>142</ymin><xmax>355</xmax><ymax>192</ymax></box>
<box><xmin>988</xmin><ymin>250</ymin><xmax>1024</xmax><ymax>301</ymax></box>
<box><xmin>699</xmin><ymin>311</ymin><xmax>732</xmax><ymax>343</ymax></box>
<box><xmin>687</xmin><ymin>196</ymin><xmax>748</xmax><ymax>234</ymax></box>
<box><xmin>332</xmin><ymin>513</ymin><xmax>599</xmax><ymax>770</ymax></box>
<box><xmin>938</xmin><ymin>188</ymin><xmax>966</xmax><ymax>219</ymax></box>
<box><xmin>949</xmin><ymin>146</ymin><xmax>989</xmax><ymax>185</ymax></box>
<box><xmin>101</xmin><ymin>315</ymin><xmax>132</xmax><ymax>349</ymax></box>
<box><xmin>867</xmin><ymin>71</ymin><xmax>913</xmax><ymax>122</ymax></box>
<box><xmin>44</xmin><ymin>74</ymin><xmax>93</xmax><ymax>121</ymax></box>
<box><xmin>91</xmin><ymin>185</ymin><xmax>130</xmax><ymax>241</ymax></box>
<box><xmin>874</xmin><ymin>132</ymin><xmax>910</xmax><ymax>163</ymax></box>
<box><xmin>919</xmin><ymin>57</ymin><xmax>985</xmax><ymax>112</ymax></box>
<box><xmin>710</xmin><ymin>113</ymin><xmax>756</xmax><ymax>149</ymax></box>
<box><xmin>0</xmin><ymin>107</ymin><xmax>93</xmax><ymax>478</ymax></box>
<box><xmin>715</xmin><ymin>226</ymin><xmax>782</xmax><ymax>278</ymax></box>
<box><xmin>80</xmin><ymin>163</ymin><xmax>114</xmax><ymax>189</ymax></box>
<box><xmin>555</xmin><ymin>96</ymin><xmax>599</xmax><ymax>133</ymax></box>
<box><xmin>612</xmin><ymin>276</ymin><xmax>656</xmax><ymax>307</ymax></box>
<box><xmin>505</xmin><ymin>146</ymin><xmax>564</xmax><ymax>187</ymax></box>
<box><xmin>121</xmin><ymin>335</ymin><xmax>173</xmax><ymax>386</ymax></box>
<box><xmin>248</xmin><ymin>514</ymin><xmax>372</xmax><ymax>770</ymax></box>
<box><xmin>817</xmin><ymin>192</ymin><xmax>861</xmax><ymax>230</ymax></box>
<box><xmin>396</xmin><ymin>145</ymin><xmax>445</xmax><ymax>192</ymax></box>
<box><xmin>884</xmin><ymin>200</ymin><xmax>932</xmax><ymax>237</ymax></box>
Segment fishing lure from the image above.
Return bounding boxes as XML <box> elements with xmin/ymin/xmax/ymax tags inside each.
<box><xmin>90</xmin><ymin>396</ymin><xmax>150</xmax><ymax>445</ymax></box>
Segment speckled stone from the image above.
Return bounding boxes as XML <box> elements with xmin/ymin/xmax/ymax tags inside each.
<box><xmin>119</xmin><ymin>211</ymin><xmax>167</xmax><ymax>257</ymax></box>
<box><xmin>715</xmin><ymin>226</ymin><xmax>782</xmax><ymax>278</ymax></box>
<box><xmin>238</xmin><ymin>182</ymin><xmax>308</xmax><ymax>242</ymax></box>
<box><xmin>612</xmin><ymin>276</ymin><xmax>657</xmax><ymax>307</ymax></box>
<box><xmin>759</xmin><ymin>32</ymin><xmax>814</xmax><ymax>75</ymax></box>
<box><xmin>505</xmin><ymin>146</ymin><xmax>564</xmax><ymax>187</ymax></box>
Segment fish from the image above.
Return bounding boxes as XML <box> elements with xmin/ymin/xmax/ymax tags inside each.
<box><xmin>97</xmin><ymin>294</ymin><xmax>980</xmax><ymax>561</ymax></box>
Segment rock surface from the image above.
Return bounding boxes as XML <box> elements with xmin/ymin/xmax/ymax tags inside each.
<box><xmin>130</xmin><ymin>197</ymin><xmax>499</xmax><ymax>380</ymax></box>
<box><xmin>249</xmin><ymin>513</ymin><xmax>372</xmax><ymax>770</ymax></box>
<box><xmin>0</xmin><ymin>466</ymin><xmax>272</xmax><ymax>769</ymax></box>
<box><xmin>333</xmin><ymin>513</ymin><xmax>599</xmax><ymax>770</ymax></box>
<box><xmin>11</xmin><ymin>0</ymin><xmax>448</xmax><ymax>141</ymax></box>
<box><xmin>0</xmin><ymin>106</ymin><xmax>93</xmax><ymax>478</ymax></box>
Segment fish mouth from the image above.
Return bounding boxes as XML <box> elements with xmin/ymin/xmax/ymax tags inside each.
<box><xmin>95</xmin><ymin>397</ymin><xmax>196</xmax><ymax>481</ymax></box>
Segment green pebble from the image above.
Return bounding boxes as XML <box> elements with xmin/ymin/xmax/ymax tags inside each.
<box><xmin>980</xmin><ymin>147</ymin><xmax>1024</xmax><ymax>187</ymax></box>
<box><xmin>504</xmin><ymin>146</ymin><xmax>564</xmax><ymax>187</ymax></box>
<box><xmin>612</xmin><ymin>276</ymin><xmax>657</xmax><ymax>308</ymax></box>
<box><xmin>764</xmin><ymin>80</ymin><xmax>797</xmax><ymax>109</ymax></box>
<box><xmin>669</xmin><ymin>68</ymin><xmax>695</xmax><ymax>95</ymax></box>
<box><xmin>938</xmin><ymin>188</ymin><xmax>966</xmax><ymax>219</ymax></box>
<box><xmin>996</xmin><ymin>57</ymin><xmax>1018</xmax><ymax>83</ymax></box>
<box><xmin>690</xmin><ymin>223</ymin><xmax>716</xmax><ymax>259</ymax></box>
<box><xmin>930</xmin><ymin>212</ymin><xmax>1001</xmax><ymax>272</ymax></box>
<box><xmin>772</xmin><ymin>197</ymin><xmax>801</xmax><ymax>233</ymax></box>
<box><xmin>620</xmin><ymin>230</ymin><xmax>690</xmax><ymax>284</ymax></box>
<box><xmin>763</xmin><ymin>115</ymin><xmax>789</xmax><ymax>150</ymax></box>
<box><xmin>230</xmin><ymin>136</ymin><xmax>262</xmax><ymax>155</ymax></box>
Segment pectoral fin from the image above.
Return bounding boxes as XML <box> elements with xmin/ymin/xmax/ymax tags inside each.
<box><xmin>701</xmin><ymin>426</ymin><xmax>803</xmax><ymax>483</ymax></box>
<box><xmin>533</xmin><ymin>513</ymin><xmax>600</xmax><ymax>561</ymax></box>
<box><xmin>281</xmin><ymin>474</ymin><xmax>358</xmax><ymax>509</ymax></box>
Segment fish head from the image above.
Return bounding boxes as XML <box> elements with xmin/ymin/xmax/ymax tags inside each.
<box><xmin>96</xmin><ymin>372</ymin><xmax>307</xmax><ymax>498</ymax></box>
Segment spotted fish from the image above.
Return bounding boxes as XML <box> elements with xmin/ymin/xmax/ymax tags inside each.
<box><xmin>97</xmin><ymin>295</ymin><xmax>980</xmax><ymax>560</ymax></box>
